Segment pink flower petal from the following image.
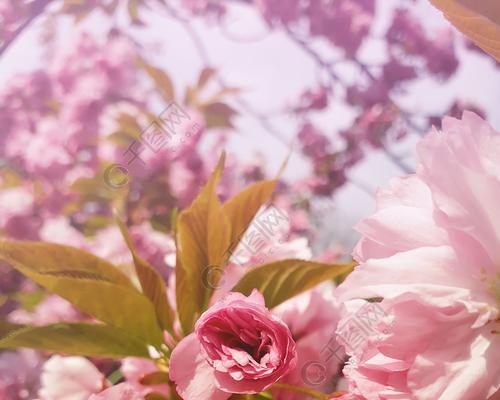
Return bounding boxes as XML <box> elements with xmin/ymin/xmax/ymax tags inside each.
<box><xmin>170</xmin><ymin>333</ymin><xmax>230</xmax><ymax>400</ymax></box>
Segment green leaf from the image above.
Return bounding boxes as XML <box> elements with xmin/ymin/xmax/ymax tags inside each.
<box><xmin>12</xmin><ymin>290</ymin><xmax>46</xmax><ymax>312</ymax></box>
<box><xmin>115</xmin><ymin>213</ymin><xmax>176</xmax><ymax>335</ymax></box>
<box><xmin>0</xmin><ymin>320</ymin><xmax>24</xmax><ymax>339</ymax></box>
<box><xmin>0</xmin><ymin>240</ymin><xmax>133</xmax><ymax>286</ymax></box>
<box><xmin>203</xmin><ymin>102</ymin><xmax>238</xmax><ymax>129</ymax></box>
<box><xmin>176</xmin><ymin>153</ymin><xmax>232</xmax><ymax>333</ymax></box>
<box><xmin>139</xmin><ymin>371</ymin><xmax>169</xmax><ymax>385</ymax></box>
<box><xmin>0</xmin><ymin>240</ymin><xmax>163</xmax><ymax>345</ymax></box>
<box><xmin>232</xmin><ymin>259</ymin><xmax>355</xmax><ymax>309</ymax></box>
<box><xmin>137</xmin><ymin>58</ymin><xmax>175</xmax><ymax>102</ymax></box>
<box><xmin>197</xmin><ymin>67</ymin><xmax>216</xmax><ymax>89</ymax></box>
<box><xmin>127</xmin><ymin>0</ymin><xmax>141</xmax><ymax>24</ymax></box>
<box><xmin>221</xmin><ymin>180</ymin><xmax>278</xmax><ymax>254</ymax></box>
<box><xmin>0</xmin><ymin>323</ymin><xmax>150</xmax><ymax>358</ymax></box>
<box><xmin>204</xmin><ymin>102</ymin><xmax>237</xmax><ymax>118</ymax></box>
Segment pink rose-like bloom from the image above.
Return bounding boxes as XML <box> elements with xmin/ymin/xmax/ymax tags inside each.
<box><xmin>39</xmin><ymin>356</ymin><xmax>106</xmax><ymax>400</ymax></box>
<box><xmin>170</xmin><ymin>290</ymin><xmax>297</xmax><ymax>400</ymax></box>
<box><xmin>337</xmin><ymin>112</ymin><xmax>500</xmax><ymax>399</ymax></box>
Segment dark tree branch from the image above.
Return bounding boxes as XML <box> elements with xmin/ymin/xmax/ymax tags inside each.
<box><xmin>0</xmin><ymin>0</ymin><xmax>54</xmax><ymax>58</ymax></box>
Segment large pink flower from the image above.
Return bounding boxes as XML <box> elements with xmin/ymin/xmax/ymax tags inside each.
<box><xmin>169</xmin><ymin>290</ymin><xmax>297</xmax><ymax>400</ymax></box>
<box><xmin>336</xmin><ymin>112</ymin><xmax>500</xmax><ymax>399</ymax></box>
<box><xmin>272</xmin><ymin>283</ymin><xmax>344</xmax><ymax>400</ymax></box>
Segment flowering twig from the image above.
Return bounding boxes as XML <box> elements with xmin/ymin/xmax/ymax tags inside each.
<box><xmin>160</xmin><ymin>3</ymin><xmax>291</xmax><ymax>148</ymax></box>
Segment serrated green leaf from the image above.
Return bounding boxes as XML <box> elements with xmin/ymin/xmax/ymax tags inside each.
<box><xmin>0</xmin><ymin>240</ymin><xmax>163</xmax><ymax>345</ymax></box>
<box><xmin>197</xmin><ymin>67</ymin><xmax>216</xmax><ymax>89</ymax></box>
<box><xmin>232</xmin><ymin>259</ymin><xmax>355</xmax><ymax>309</ymax></box>
<box><xmin>12</xmin><ymin>290</ymin><xmax>46</xmax><ymax>312</ymax></box>
<box><xmin>0</xmin><ymin>240</ymin><xmax>133</xmax><ymax>287</ymax></box>
<box><xmin>115</xmin><ymin>213</ymin><xmax>175</xmax><ymax>336</ymax></box>
<box><xmin>137</xmin><ymin>58</ymin><xmax>175</xmax><ymax>102</ymax></box>
<box><xmin>203</xmin><ymin>102</ymin><xmax>238</xmax><ymax>129</ymax></box>
<box><xmin>176</xmin><ymin>153</ymin><xmax>231</xmax><ymax>334</ymax></box>
<box><xmin>128</xmin><ymin>0</ymin><xmax>140</xmax><ymax>21</ymax></box>
<box><xmin>0</xmin><ymin>320</ymin><xmax>24</xmax><ymax>339</ymax></box>
<box><xmin>221</xmin><ymin>180</ymin><xmax>278</xmax><ymax>254</ymax></box>
<box><xmin>0</xmin><ymin>323</ymin><xmax>150</xmax><ymax>358</ymax></box>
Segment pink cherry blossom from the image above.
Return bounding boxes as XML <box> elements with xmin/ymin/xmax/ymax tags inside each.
<box><xmin>90</xmin><ymin>226</ymin><xmax>132</xmax><ymax>266</ymax></box>
<box><xmin>0</xmin><ymin>186</ymin><xmax>39</xmax><ymax>240</ymax></box>
<box><xmin>121</xmin><ymin>357</ymin><xmax>169</xmax><ymax>397</ymax></box>
<box><xmin>130</xmin><ymin>222</ymin><xmax>176</xmax><ymax>278</ymax></box>
<box><xmin>39</xmin><ymin>217</ymin><xmax>87</xmax><ymax>248</ymax></box>
<box><xmin>0</xmin><ymin>2</ymin><xmax>23</xmax><ymax>43</ymax></box>
<box><xmin>256</xmin><ymin>0</ymin><xmax>301</xmax><ymax>26</ymax></box>
<box><xmin>0</xmin><ymin>350</ymin><xmax>42</xmax><ymax>400</ymax></box>
<box><xmin>38</xmin><ymin>356</ymin><xmax>106</xmax><ymax>400</ymax></box>
<box><xmin>170</xmin><ymin>290</ymin><xmax>297</xmax><ymax>400</ymax></box>
<box><xmin>88</xmin><ymin>383</ymin><xmax>143</xmax><ymax>400</ymax></box>
<box><xmin>308</xmin><ymin>0</ymin><xmax>375</xmax><ymax>56</ymax></box>
<box><xmin>337</xmin><ymin>112</ymin><xmax>500</xmax><ymax>399</ymax></box>
<box><xmin>423</xmin><ymin>29</ymin><xmax>458</xmax><ymax>80</ymax></box>
<box><xmin>9</xmin><ymin>294</ymin><xmax>83</xmax><ymax>326</ymax></box>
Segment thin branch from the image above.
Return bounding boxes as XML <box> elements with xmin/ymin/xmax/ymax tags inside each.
<box><xmin>0</xmin><ymin>0</ymin><xmax>53</xmax><ymax>58</ymax></box>
<box><xmin>283</xmin><ymin>28</ymin><xmax>415</xmax><ymax>174</ymax></box>
<box><xmin>162</xmin><ymin>3</ymin><xmax>291</xmax><ymax>147</ymax></box>
<box><xmin>352</xmin><ymin>58</ymin><xmax>428</xmax><ymax>137</ymax></box>
<box><xmin>160</xmin><ymin>4</ymin><xmax>377</xmax><ymax>194</ymax></box>
<box><xmin>380</xmin><ymin>142</ymin><xmax>413</xmax><ymax>174</ymax></box>
<box><xmin>284</xmin><ymin>25</ymin><xmax>344</xmax><ymax>93</ymax></box>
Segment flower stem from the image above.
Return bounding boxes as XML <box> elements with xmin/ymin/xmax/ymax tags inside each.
<box><xmin>271</xmin><ymin>383</ymin><xmax>328</xmax><ymax>400</ymax></box>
